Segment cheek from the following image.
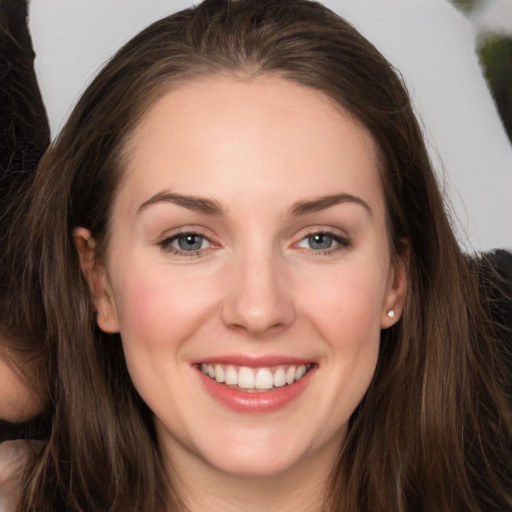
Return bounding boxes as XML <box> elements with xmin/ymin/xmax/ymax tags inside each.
<box><xmin>109</xmin><ymin>259</ymin><xmax>218</xmax><ymax>354</ymax></box>
<box><xmin>303</xmin><ymin>262</ymin><xmax>386</xmax><ymax>340</ymax></box>
<box><xmin>106</xmin><ymin>260</ymin><xmax>221</xmax><ymax>416</ymax></box>
<box><xmin>282</xmin><ymin>262</ymin><xmax>386</xmax><ymax>443</ymax></box>
<box><xmin>300</xmin><ymin>261</ymin><xmax>387</xmax><ymax>398</ymax></box>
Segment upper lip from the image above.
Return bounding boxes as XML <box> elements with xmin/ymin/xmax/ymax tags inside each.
<box><xmin>192</xmin><ymin>354</ymin><xmax>314</xmax><ymax>368</ymax></box>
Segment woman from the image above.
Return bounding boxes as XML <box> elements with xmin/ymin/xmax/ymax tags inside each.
<box><xmin>0</xmin><ymin>0</ymin><xmax>49</xmax><ymax>430</ymax></box>
<box><xmin>0</xmin><ymin>1</ymin><xmax>50</xmax><ymax>507</ymax></box>
<box><xmin>8</xmin><ymin>0</ymin><xmax>512</xmax><ymax>510</ymax></box>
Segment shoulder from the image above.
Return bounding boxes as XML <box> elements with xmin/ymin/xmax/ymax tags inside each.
<box><xmin>0</xmin><ymin>440</ymin><xmax>41</xmax><ymax>512</ymax></box>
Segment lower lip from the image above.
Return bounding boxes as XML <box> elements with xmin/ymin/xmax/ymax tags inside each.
<box><xmin>197</xmin><ymin>366</ymin><xmax>316</xmax><ymax>413</ymax></box>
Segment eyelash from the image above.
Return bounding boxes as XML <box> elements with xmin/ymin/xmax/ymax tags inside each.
<box><xmin>157</xmin><ymin>229</ymin><xmax>350</xmax><ymax>258</ymax></box>
<box><xmin>295</xmin><ymin>230</ymin><xmax>351</xmax><ymax>255</ymax></box>
<box><xmin>158</xmin><ymin>231</ymin><xmax>216</xmax><ymax>257</ymax></box>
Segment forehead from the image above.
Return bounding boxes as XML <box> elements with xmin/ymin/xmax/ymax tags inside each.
<box><xmin>118</xmin><ymin>75</ymin><xmax>384</xmax><ymax>216</ymax></box>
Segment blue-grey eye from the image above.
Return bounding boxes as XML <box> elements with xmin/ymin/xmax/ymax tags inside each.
<box><xmin>175</xmin><ymin>234</ymin><xmax>206</xmax><ymax>251</ymax></box>
<box><xmin>307</xmin><ymin>233</ymin><xmax>334</xmax><ymax>250</ymax></box>
<box><xmin>297</xmin><ymin>232</ymin><xmax>349</xmax><ymax>252</ymax></box>
<box><xmin>159</xmin><ymin>232</ymin><xmax>214</xmax><ymax>254</ymax></box>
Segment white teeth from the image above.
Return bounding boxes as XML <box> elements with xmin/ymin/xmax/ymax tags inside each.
<box><xmin>214</xmin><ymin>364</ymin><xmax>225</xmax><ymax>383</ymax></box>
<box><xmin>295</xmin><ymin>365</ymin><xmax>307</xmax><ymax>380</ymax></box>
<box><xmin>255</xmin><ymin>368</ymin><xmax>274</xmax><ymax>389</ymax></box>
<box><xmin>200</xmin><ymin>363</ymin><xmax>312</xmax><ymax>390</ymax></box>
<box><xmin>273</xmin><ymin>367</ymin><xmax>286</xmax><ymax>387</ymax></box>
<box><xmin>238</xmin><ymin>367</ymin><xmax>255</xmax><ymax>389</ymax></box>
<box><xmin>225</xmin><ymin>365</ymin><xmax>238</xmax><ymax>385</ymax></box>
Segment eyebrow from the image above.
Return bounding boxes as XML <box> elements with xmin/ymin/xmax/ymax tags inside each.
<box><xmin>137</xmin><ymin>191</ymin><xmax>371</xmax><ymax>217</ymax></box>
<box><xmin>289</xmin><ymin>193</ymin><xmax>372</xmax><ymax>216</ymax></box>
<box><xmin>137</xmin><ymin>192</ymin><xmax>224</xmax><ymax>215</ymax></box>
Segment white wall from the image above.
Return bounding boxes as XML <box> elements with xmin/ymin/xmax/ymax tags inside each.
<box><xmin>29</xmin><ymin>0</ymin><xmax>512</xmax><ymax>251</ymax></box>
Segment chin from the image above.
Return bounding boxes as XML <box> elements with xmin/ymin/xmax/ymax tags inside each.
<box><xmin>194</xmin><ymin>425</ymin><xmax>333</xmax><ymax>479</ymax></box>
<box><xmin>205</xmin><ymin>449</ymin><xmax>305</xmax><ymax>478</ymax></box>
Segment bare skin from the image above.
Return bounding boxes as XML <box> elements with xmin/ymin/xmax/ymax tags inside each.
<box><xmin>0</xmin><ymin>439</ymin><xmax>43</xmax><ymax>511</ymax></box>
<box><xmin>0</xmin><ymin>339</ymin><xmax>44</xmax><ymax>424</ymax></box>
<box><xmin>76</xmin><ymin>76</ymin><xmax>407</xmax><ymax>512</ymax></box>
<box><xmin>0</xmin><ymin>340</ymin><xmax>45</xmax><ymax>510</ymax></box>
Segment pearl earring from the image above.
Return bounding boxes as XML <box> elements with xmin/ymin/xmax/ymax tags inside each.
<box><xmin>387</xmin><ymin>310</ymin><xmax>395</xmax><ymax>319</ymax></box>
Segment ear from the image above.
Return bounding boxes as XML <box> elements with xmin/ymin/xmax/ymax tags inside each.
<box><xmin>73</xmin><ymin>227</ymin><xmax>120</xmax><ymax>333</ymax></box>
<box><xmin>380</xmin><ymin>241</ymin><xmax>409</xmax><ymax>329</ymax></box>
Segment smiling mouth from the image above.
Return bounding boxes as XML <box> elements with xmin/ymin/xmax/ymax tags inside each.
<box><xmin>199</xmin><ymin>363</ymin><xmax>313</xmax><ymax>392</ymax></box>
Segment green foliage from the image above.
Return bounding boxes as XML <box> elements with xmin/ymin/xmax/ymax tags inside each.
<box><xmin>448</xmin><ymin>0</ymin><xmax>512</xmax><ymax>143</ymax></box>
<box><xmin>448</xmin><ymin>0</ymin><xmax>483</xmax><ymax>15</ymax></box>
<box><xmin>479</xmin><ymin>35</ymin><xmax>512</xmax><ymax>143</ymax></box>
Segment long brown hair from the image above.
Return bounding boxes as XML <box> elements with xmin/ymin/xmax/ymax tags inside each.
<box><xmin>13</xmin><ymin>0</ymin><xmax>512</xmax><ymax>510</ymax></box>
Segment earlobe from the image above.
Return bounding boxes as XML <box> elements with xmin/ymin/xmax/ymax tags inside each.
<box><xmin>72</xmin><ymin>227</ymin><xmax>120</xmax><ymax>334</ymax></box>
<box><xmin>380</xmin><ymin>243</ymin><xmax>409</xmax><ymax>329</ymax></box>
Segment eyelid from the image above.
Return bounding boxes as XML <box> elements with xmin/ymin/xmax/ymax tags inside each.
<box><xmin>291</xmin><ymin>226</ymin><xmax>351</xmax><ymax>253</ymax></box>
<box><xmin>156</xmin><ymin>226</ymin><xmax>221</xmax><ymax>256</ymax></box>
<box><xmin>154</xmin><ymin>225</ymin><xmax>350</xmax><ymax>257</ymax></box>
<box><xmin>156</xmin><ymin>225</ymin><xmax>217</xmax><ymax>242</ymax></box>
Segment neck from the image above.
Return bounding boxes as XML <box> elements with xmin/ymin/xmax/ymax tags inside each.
<box><xmin>161</xmin><ymin>435</ymin><xmax>341</xmax><ymax>512</ymax></box>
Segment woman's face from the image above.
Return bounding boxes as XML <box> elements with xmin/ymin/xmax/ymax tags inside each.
<box><xmin>78</xmin><ymin>76</ymin><xmax>406</xmax><ymax>479</ymax></box>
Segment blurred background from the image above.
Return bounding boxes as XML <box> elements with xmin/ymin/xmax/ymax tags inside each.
<box><xmin>28</xmin><ymin>0</ymin><xmax>512</xmax><ymax>251</ymax></box>
<box><xmin>451</xmin><ymin>0</ymin><xmax>511</xmax><ymax>144</ymax></box>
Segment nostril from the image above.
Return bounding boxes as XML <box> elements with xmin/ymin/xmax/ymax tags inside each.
<box><xmin>220</xmin><ymin>260</ymin><xmax>295</xmax><ymax>334</ymax></box>
<box><xmin>222</xmin><ymin>298</ymin><xmax>294</xmax><ymax>335</ymax></box>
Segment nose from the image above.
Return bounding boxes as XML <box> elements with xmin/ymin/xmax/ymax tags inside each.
<box><xmin>221</xmin><ymin>250</ymin><xmax>295</xmax><ymax>337</ymax></box>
